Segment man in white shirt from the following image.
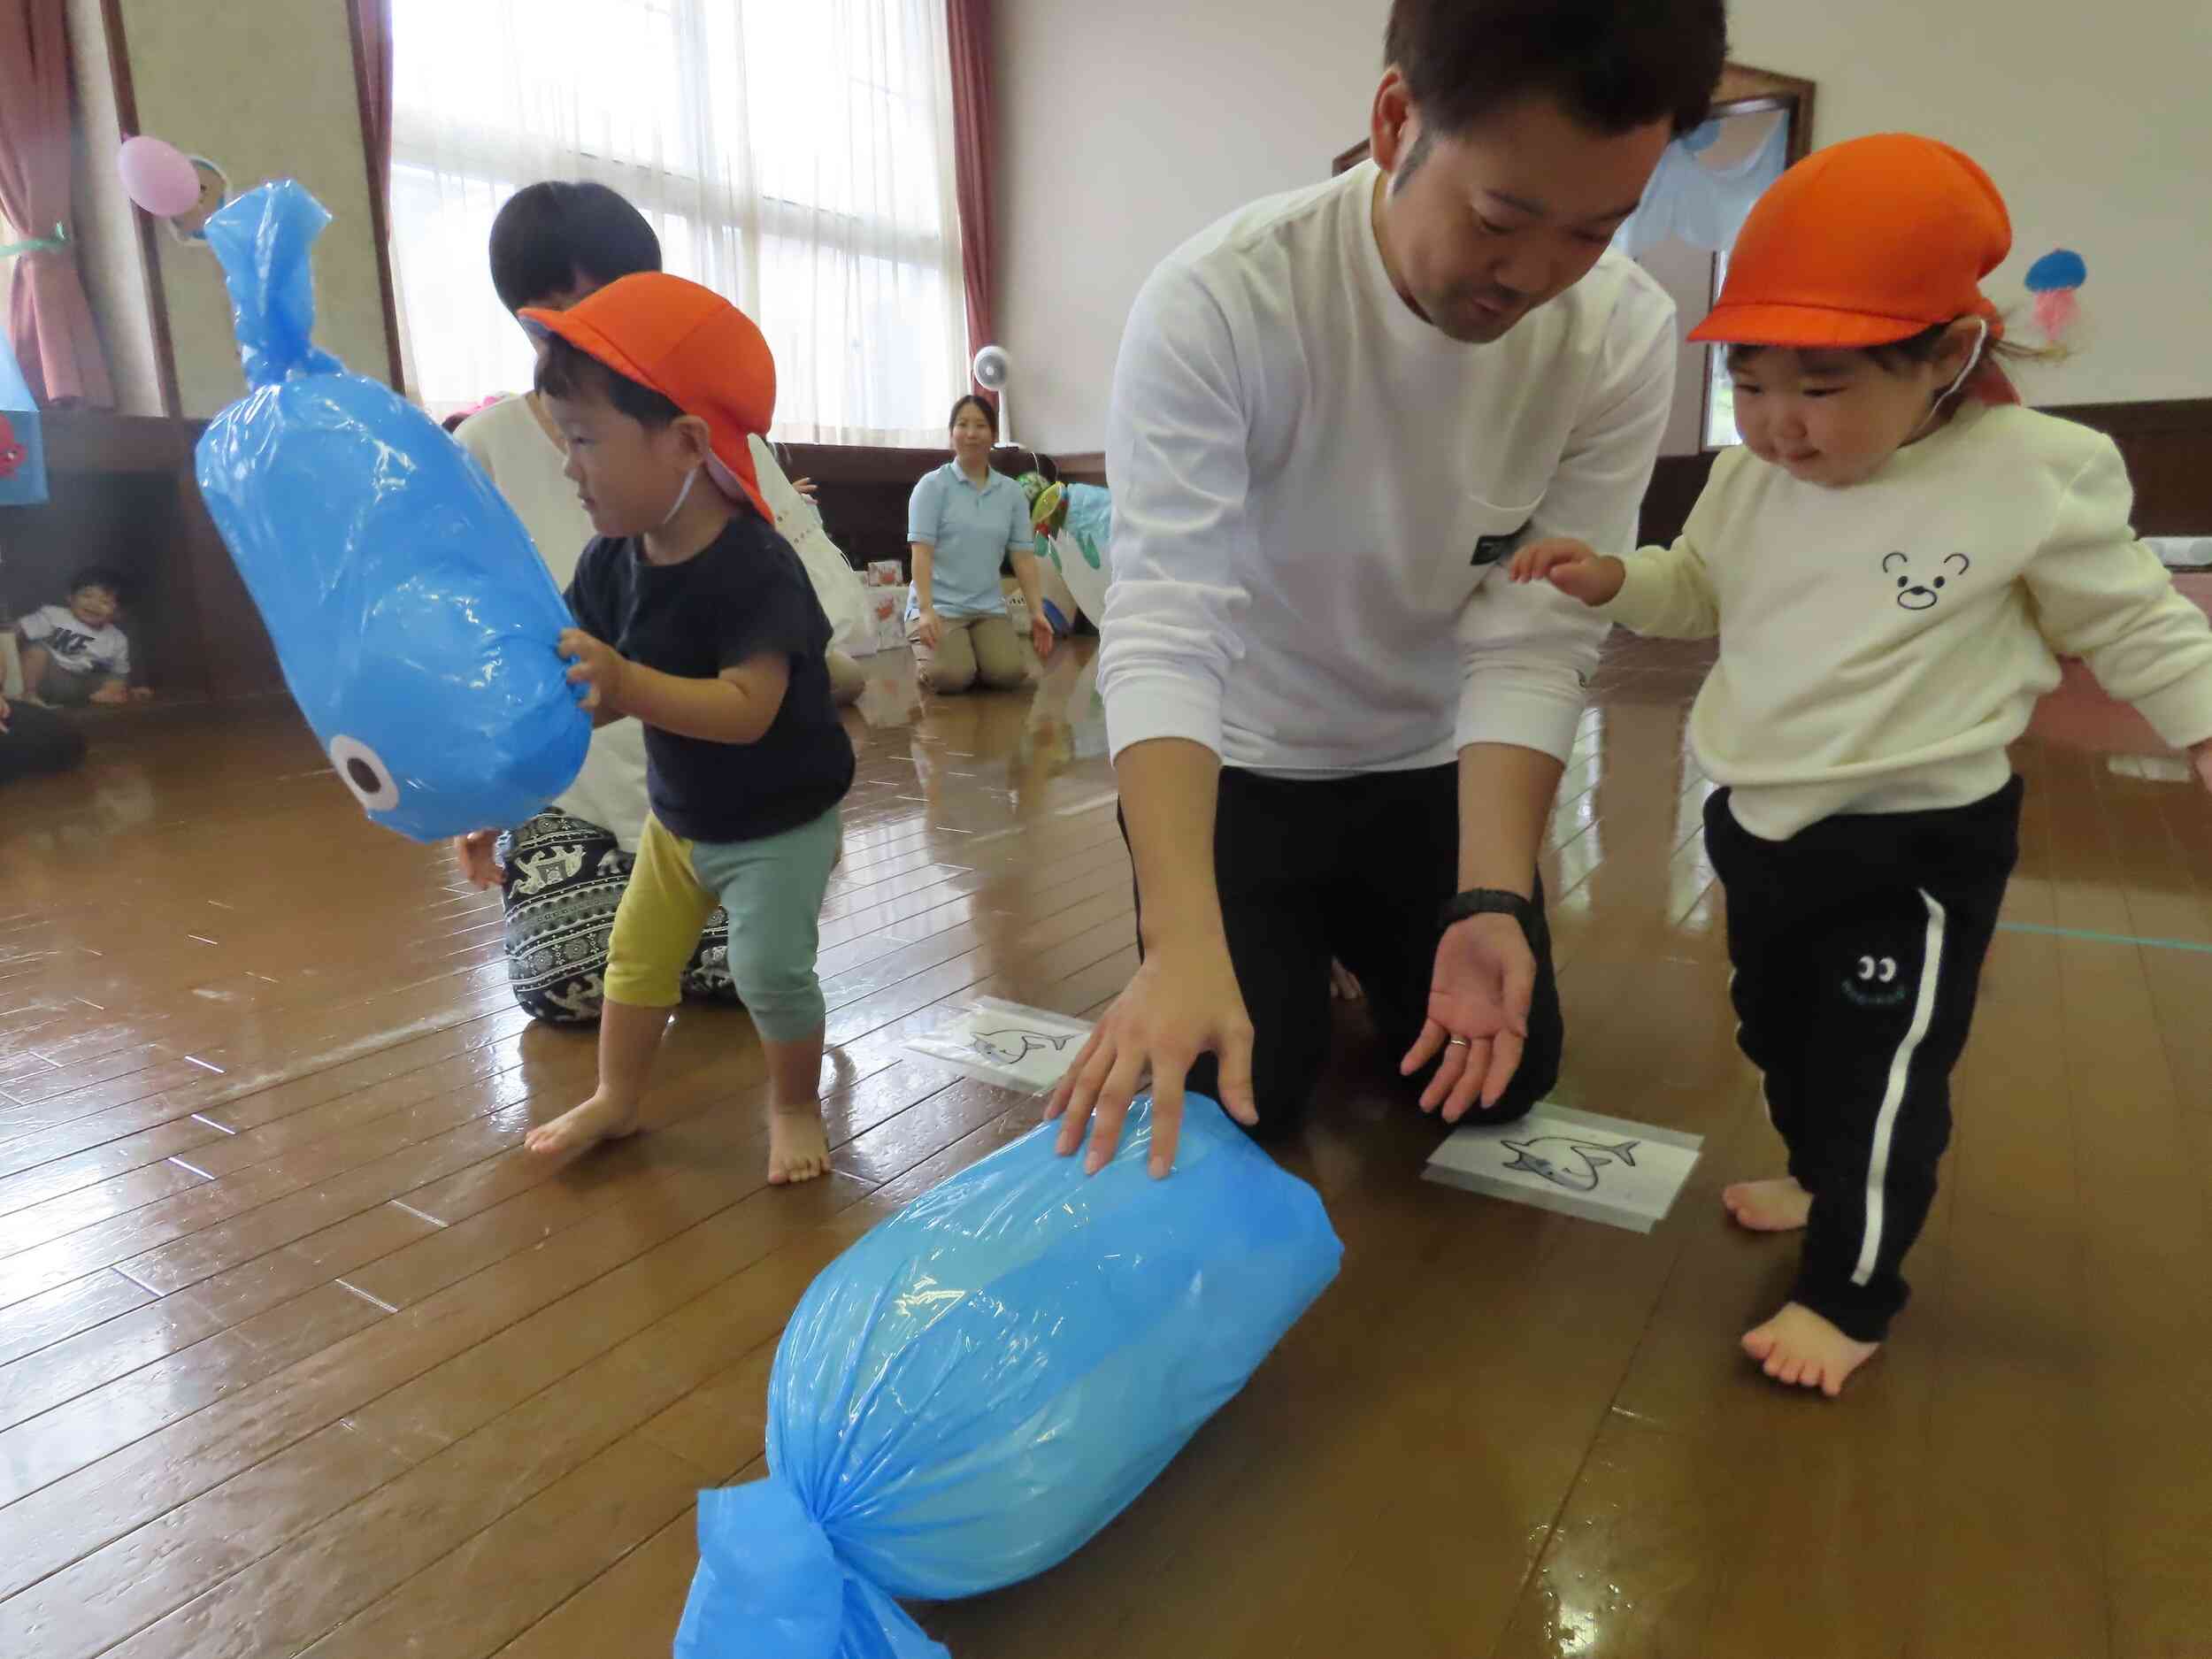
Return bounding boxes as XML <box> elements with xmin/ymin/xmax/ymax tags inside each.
<box><xmin>1049</xmin><ymin>0</ymin><xmax>1730</xmax><ymax>1175</ymax></box>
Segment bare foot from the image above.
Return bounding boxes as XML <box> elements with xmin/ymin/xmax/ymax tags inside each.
<box><xmin>1723</xmin><ymin>1176</ymin><xmax>1813</xmax><ymax>1233</ymax></box>
<box><xmin>768</xmin><ymin>1103</ymin><xmax>831</xmax><ymax>1185</ymax></box>
<box><xmin>1741</xmin><ymin>1302</ymin><xmax>1880</xmax><ymax>1398</ymax></box>
<box><xmin>524</xmin><ymin>1092</ymin><xmax>638</xmax><ymax>1157</ymax></box>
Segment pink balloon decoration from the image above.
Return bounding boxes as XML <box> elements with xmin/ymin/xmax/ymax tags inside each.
<box><xmin>119</xmin><ymin>136</ymin><xmax>202</xmax><ymax>218</ymax></box>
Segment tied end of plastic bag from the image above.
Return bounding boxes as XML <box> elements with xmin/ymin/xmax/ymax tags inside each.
<box><xmin>203</xmin><ymin>180</ymin><xmax>344</xmax><ymax>389</ymax></box>
<box><xmin>676</xmin><ymin>1477</ymin><xmax>949</xmax><ymax>1659</ymax></box>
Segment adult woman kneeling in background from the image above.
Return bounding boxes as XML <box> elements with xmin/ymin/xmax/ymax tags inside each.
<box><xmin>907</xmin><ymin>396</ymin><xmax>1055</xmax><ymax>692</ymax></box>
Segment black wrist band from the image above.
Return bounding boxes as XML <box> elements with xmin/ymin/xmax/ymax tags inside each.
<box><xmin>1437</xmin><ymin>887</ymin><xmax>1538</xmax><ymax>942</ymax></box>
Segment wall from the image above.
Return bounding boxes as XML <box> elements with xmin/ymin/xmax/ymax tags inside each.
<box><xmin>996</xmin><ymin>0</ymin><xmax>1390</xmax><ymax>452</ymax></box>
<box><xmin>65</xmin><ymin>0</ymin><xmax>165</xmax><ymax>416</ymax></box>
<box><xmin>112</xmin><ymin>0</ymin><xmax>390</xmax><ymax>416</ymax></box>
<box><xmin>997</xmin><ymin>0</ymin><xmax>2210</xmax><ymax>452</ymax></box>
<box><xmin>1726</xmin><ymin>0</ymin><xmax>2207</xmax><ymax>411</ymax></box>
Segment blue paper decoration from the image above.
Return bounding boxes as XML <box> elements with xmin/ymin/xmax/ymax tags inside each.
<box><xmin>0</xmin><ymin>328</ymin><xmax>46</xmax><ymax>509</ymax></box>
<box><xmin>2024</xmin><ymin>249</ymin><xmax>2087</xmax><ymax>293</ymax></box>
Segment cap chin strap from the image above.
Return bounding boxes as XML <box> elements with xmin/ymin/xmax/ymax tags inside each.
<box><xmin>1909</xmin><ymin>318</ymin><xmax>1989</xmax><ymax>441</ymax></box>
<box><xmin>659</xmin><ymin>466</ymin><xmax>700</xmax><ymax>528</ymax></box>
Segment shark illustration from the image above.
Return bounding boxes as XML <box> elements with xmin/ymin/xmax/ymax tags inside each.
<box><xmin>1498</xmin><ymin>1134</ymin><xmax>1640</xmax><ymax>1194</ymax></box>
<box><xmin>972</xmin><ymin>1027</ymin><xmax>1081</xmax><ymax>1068</ymax></box>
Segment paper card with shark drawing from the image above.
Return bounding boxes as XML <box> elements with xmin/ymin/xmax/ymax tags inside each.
<box><xmin>902</xmin><ymin>998</ymin><xmax>1095</xmax><ymax>1094</ymax></box>
<box><xmin>1422</xmin><ymin>1103</ymin><xmax>1703</xmax><ymax>1234</ymax></box>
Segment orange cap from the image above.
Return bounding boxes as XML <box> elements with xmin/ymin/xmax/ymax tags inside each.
<box><xmin>521</xmin><ymin>273</ymin><xmax>777</xmax><ymax>522</ymax></box>
<box><xmin>1689</xmin><ymin>134</ymin><xmax>2011</xmax><ymax>349</ymax></box>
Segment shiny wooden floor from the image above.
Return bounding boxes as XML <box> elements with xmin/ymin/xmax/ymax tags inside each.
<box><xmin>3</xmin><ymin>634</ymin><xmax>2209</xmax><ymax>1659</ymax></box>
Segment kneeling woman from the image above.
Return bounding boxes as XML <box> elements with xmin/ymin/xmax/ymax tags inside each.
<box><xmin>906</xmin><ymin>396</ymin><xmax>1054</xmax><ymax>692</ymax></box>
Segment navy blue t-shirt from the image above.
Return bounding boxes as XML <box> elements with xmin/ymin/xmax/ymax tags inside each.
<box><xmin>565</xmin><ymin>511</ymin><xmax>855</xmax><ymax>844</ymax></box>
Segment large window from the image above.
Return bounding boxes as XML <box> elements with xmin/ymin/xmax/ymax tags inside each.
<box><xmin>388</xmin><ymin>0</ymin><xmax>967</xmax><ymax>445</ymax></box>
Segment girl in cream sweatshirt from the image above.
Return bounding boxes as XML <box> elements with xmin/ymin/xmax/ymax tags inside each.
<box><xmin>1515</xmin><ymin>134</ymin><xmax>2212</xmax><ymax>1398</ymax></box>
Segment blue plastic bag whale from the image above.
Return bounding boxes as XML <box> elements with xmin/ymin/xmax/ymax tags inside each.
<box><xmin>674</xmin><ymin>1092</ymin><xmax>1342</xmax><ymax>1658</ymax></box>
<box><xmin>193</xmin><ymin>180</ymin><xmax>587</xmax><ymax>843</ymax></box>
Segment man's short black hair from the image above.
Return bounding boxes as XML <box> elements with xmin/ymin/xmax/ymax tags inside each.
<box><xmin>488</xmin><ymin>181</ymin><xmax>663</xmax><ymax>314</ymax></box>
<box><xmin>533</xmin><ymin>334</ymin><xmax>685</xmax><ymax>429</ymax></box>
<box><xmin>68</xmin><ymin>565</ymin><xmax>127</xmax><ymax>599</ymax></box>
<box><xmin>1385</xmin><ymin>0</ymin><xmax>1729</xmax><ymax>140</ymax></box>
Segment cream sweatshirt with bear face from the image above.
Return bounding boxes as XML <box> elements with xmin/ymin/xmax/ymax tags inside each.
<box><xmin>1602</xmin><ymin>402</ymin><xmax>2212</xmax><ymax>841</ymax></box>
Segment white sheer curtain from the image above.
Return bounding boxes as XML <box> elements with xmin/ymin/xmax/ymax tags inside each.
<box><xmin>388</xmin><ymin>0</ymin><xmax>968</xmax><ymax>445</ymax></box>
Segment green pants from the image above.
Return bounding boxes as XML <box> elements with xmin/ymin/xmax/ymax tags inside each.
<box><xmin>604</xmin><ymin>806</ymin><xmax>841</xmax><ymax>1041</ymax></box>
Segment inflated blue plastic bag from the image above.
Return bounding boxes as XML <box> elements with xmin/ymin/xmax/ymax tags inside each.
<box><xmin>675</xmin><ymin>1092</ymin><xmax>1342</xmax><ymax>1658</ymax></box>
<box><xmin>193</xmin><ymin>180</ymin><xmax>587</xmax><ymax>843</ymax></box>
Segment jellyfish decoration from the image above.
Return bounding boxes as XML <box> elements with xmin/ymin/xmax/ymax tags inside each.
<box><xmin>193</xmin><ymin>180</ymin><xmax>589</xmax><ymax>842</ymax></box>
<box><xmin>2024</xmin><ymin>249</ymin><xmax>2087</xmax><ymax>344</ymax></box>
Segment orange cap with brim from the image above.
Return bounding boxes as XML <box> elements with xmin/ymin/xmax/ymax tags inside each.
<box><xmin>521</xmin><ymin>273</ymin><xmax>777</xmax><ymax>523</ymax></box>
<box><xmin>1688</xmin><ymin>134</ymin><xmax>2011</xmax><ymax>349</ymax></box>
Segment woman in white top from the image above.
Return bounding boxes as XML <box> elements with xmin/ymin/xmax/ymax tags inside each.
<box><xmin>451</xmin><ymin>181</ymin><xmax>860</xmax><ymax>1024</ymax></box>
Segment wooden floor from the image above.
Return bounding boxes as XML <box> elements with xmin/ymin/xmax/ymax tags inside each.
<box><xmin>3</xmin><ymin>634</ymin><xmax>2210</xmax><ymax>1659</ymax></box>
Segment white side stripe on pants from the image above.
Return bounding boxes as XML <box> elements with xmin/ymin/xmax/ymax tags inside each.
<box><xmin>1851</xmin><ymin>889</ymin><xmax>1949</xmax><ymax>1288</ymax></box>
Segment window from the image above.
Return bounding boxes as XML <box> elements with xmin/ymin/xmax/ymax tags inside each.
<box><xmin>388</xmin><ymin>0</ymin><xmax>968</xmax><ymax>444</ymax></box>
<box><xmin>1704</xmin><ymin>250</ymin><xmax>1739</xmax><ymax>449</ymax></box>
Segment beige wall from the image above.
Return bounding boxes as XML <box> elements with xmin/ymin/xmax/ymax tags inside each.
<box><xmin>997</xmin><ymin>0</ymin><xmax>1390</xmax><ymax>451</ymax></box>
<box><xmin>115</xmin><ymin>0</ymin><xmax>389</xmax><ymax>418</ymax></box>
<box><xmin>1729</xmin><ymin>0</ymin><xmax>2206</xmax><ymax>412</ymax></box>
<box><xmin>998</xmin><ymin>0</ymin><xmax>2208</xmax><ymax>453</ymax></box>
<box><xmin>65</xmin><ymin>0</ymin><xmax>164</xmax><ymax>416</ymax></box>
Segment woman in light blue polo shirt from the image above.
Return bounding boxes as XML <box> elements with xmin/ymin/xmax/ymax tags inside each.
<box><xmin>906</xmin><ymin>395</ymin><xmax>1055</xmax><ymax>693</ymax></box>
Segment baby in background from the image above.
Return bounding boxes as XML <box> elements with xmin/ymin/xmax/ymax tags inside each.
<box><xmin>16</xmin><ymin>566</ymin><xmax>150</xmax><ymax>706</ymax></box>
<box><xmin>1513</xmin><ymin>134</ymin><xmax>2212</xmax><ymax>1397</ymax></box>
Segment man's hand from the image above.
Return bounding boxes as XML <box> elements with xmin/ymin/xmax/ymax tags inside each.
<box><xmin>916</xmin><ymin>607</ymin><xmax>944</xmax><ymax>650</ymax></box>
<box><xmin>1045</xmin><ymin>937</ymin><xmax>1259</xmax><ymax>1179</ymax></box>
<box><xmin>2193</xmin><ymin>737</ymin><xmax>2212</xmax><ymax>796</ymax></box>
<box><xmin>1508</xmin><ymin>537</ymin><xmax>1627</xmax><ymax>608</ymax></box>
<box><xmin>791</xmin><ymin>476</ymin><xmax>817</xmax><ymax>497</ymax></box>
<box><xmin>1400</xmin><ymin>913</ymin><xmax>1534</xmax><ymax>1121</ymax></box>
<box><xmin>453</xmin><ymin>829</ymin><xmax>503</xmax><ymax>891</ymax></box>
<box><xmin>559</xmin><ymin>628</ymin><xmax>627</xmax><ymax>713</ymax></box>
<box><xmin>1029</xmin><ymin>612</ymin><xmax>1056</xmax><ymax>662</ymax></box>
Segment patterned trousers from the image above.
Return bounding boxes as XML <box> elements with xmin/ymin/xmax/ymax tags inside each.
<box><xmin>495</xmin><ymin>809</ymin><xmax>739</xmax><ymax>1025</ymax></box>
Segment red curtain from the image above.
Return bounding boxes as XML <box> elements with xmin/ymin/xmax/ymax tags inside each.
<box><xmin>0</xmin><ymin>0</ymin><xmax>113</xmax><ymax>406</ymax></box>
<box><xmin>354</xmin><ymin>0</ymin><xmax>393</xmax><ymax>219</ymax></box>
<box><xmin>945</xmin><ymin>0</ymin><xmax>995</xmax><ymax>388</ymax></box>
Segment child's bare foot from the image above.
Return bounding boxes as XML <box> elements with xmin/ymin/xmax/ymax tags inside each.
<box><xmin>524</xmin><ymin>1092</ymin><xmax>638</xmax><ymax>1157</ymax></box>
<box><xmin>768</xmin><ymin>1103</ymin><xmax>831</xmax><ymax>1185</ymax></box>
<box><xmin>1723</xmin><ymin>1176</ymin><xmax>1813</xmax><ymax>1232</ymax></box>
<box><xmin>1741</xmin><ymin>1302</ymin><xmax>1880</xmax><ymax>1398</ymax></box>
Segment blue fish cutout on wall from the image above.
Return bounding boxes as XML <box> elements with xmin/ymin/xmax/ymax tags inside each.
<box><xmin>193</xmin><ymin>180</ymin><xmax>587</xmax><ymax>843</ymax></box>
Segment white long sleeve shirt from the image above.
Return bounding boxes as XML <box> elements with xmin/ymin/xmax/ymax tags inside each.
<box><xmin>1604</xmin><ymin>402</ymin><xmax>2212</xmax><ymax>840</ymax></box>
<box><xmin>1099</xmin><ymin>160</ymin><xmax>1678</xmax><ymax>772</ymax></box>
<box><xmin>457</xmin><ymin>395</ymin><xmax>652</xmax><ymax>849</ymax></box>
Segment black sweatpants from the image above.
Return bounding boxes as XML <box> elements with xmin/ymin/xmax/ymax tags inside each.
<box><xmin>1704</xmin><ymin>778</ymin><xmax>2023</xmax><ymax>1342</ymax></box>
<box><xmin>1125</xmin><ymin>764</ymin><xmax>1562</xmax><ymax>1140</ymax></box>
